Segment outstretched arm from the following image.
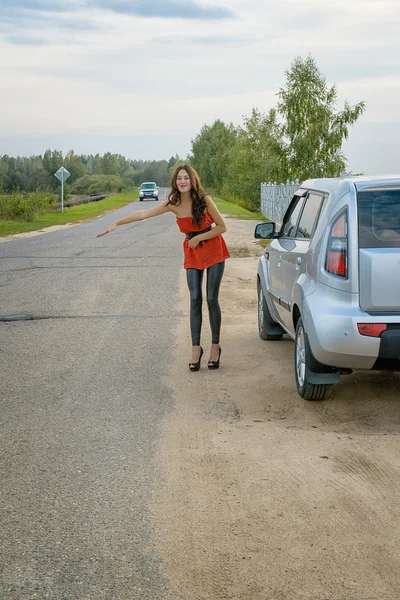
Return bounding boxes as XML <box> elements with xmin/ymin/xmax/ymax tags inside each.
<box><xmin>96</xmin><ymin>201</ymin><xmax>172</xmax><ymax>237</ymax></box>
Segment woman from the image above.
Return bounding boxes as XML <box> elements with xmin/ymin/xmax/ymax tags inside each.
<box><xmin>97</xmin><ymin>164</ymin><xmax>230</xmax><ymax>371</ymax></box>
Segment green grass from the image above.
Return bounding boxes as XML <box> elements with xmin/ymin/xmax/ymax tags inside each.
<box><xmin>0</xmin><ymin>192</ymin><xmax>138</xmax><ymax>237</ymax></box>
<box><xmin>0</xmin><ymin>190</ymin><xmax>267</xmax><ymax>237</ymax></box>
<box><xmin>213</xmin><ymin>197</ymin><xmax>266</xmax><ymax>221</ymax></box>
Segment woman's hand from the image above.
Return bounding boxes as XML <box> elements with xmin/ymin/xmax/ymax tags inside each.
<box><xmin>188</xmin><ymin>237</ymin><xmax>201</xmax><ymax>249</ymax></box>
<box><xmin>96</xmin><ymin>223</ymin><xmax>117</xmax><ymax>238</ymax></box>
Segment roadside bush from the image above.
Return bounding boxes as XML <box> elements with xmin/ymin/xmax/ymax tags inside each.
<box><xmin>0</xmin><ymin>190</ymin><xmax>55</xmax><ymax>221</ymax></box>
<box><xmin>220</xmin><ymin>183</ymin><xmax>258</xmax><ymax>212</ymax></box>
<box><xmin>71</xmin><ymin>174</ymin><xmax>128</xmax><ymax>195</ymax></box>
<box><xmin>69</xmin><ymin>174</ymin><xmax>94</xmax><ymax>194</ymax></box>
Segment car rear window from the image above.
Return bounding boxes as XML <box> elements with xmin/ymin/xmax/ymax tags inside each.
<box><xmin>357</xmin><ymin>188</ymin><xmax>400</xmax><ymax>248</ymax></box>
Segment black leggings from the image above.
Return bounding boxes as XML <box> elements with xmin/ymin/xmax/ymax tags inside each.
<box><xmin>186</xmin><ymin>261</ymin><xmax>225</xmax><ymax>346</ymax></box>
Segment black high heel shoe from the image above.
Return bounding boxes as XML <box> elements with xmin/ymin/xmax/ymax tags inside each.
<box><xmin>208</xmin><ymin>347</ymin><xmax>221</xmax><ymax>370</ymax></box>
<box><xmin>189</xmin><ymin>347</ymin><xmax>203</xmax><ymax>372</ymax></box>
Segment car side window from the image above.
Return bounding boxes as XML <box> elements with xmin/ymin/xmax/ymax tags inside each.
<box><xmin>296</xmin><ymin>192</ymin><xmax>325</xmax><ymax>239</ymax></box>
<box><xmin>280</xmin><ymin>196</ymin><xmax>305</xmax><ymax>238</ymax></box>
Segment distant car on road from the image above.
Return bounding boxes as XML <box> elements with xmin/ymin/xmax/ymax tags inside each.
<box><xmin>255</xmin><ymin>175</ymin><xmax>400</xmax><ymax>400</ymax></box>
<box><xmin>139</xmin><ymin>182</ymin><xmax>159</xmax><ymax>201</ymax></box>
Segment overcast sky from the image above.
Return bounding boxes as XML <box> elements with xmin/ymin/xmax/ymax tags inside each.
<box><xmin>1</xmin><ymin>0</ymin><xmax>399</xmax><ymax>175</ymax></box>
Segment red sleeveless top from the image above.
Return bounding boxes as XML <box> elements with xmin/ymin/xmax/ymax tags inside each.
<box><xmin>176</xmin><ymin>213</ymin><xmax>230</xmax><ymax>270</ymax></box>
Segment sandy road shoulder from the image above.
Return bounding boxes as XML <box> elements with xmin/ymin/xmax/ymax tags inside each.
<box><xmin>151</xmin><ymin>217</ymin><xmax>400</xmax><ymax>600</ymax></box>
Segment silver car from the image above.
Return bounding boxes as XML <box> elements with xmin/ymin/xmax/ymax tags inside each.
<box><xmin>139</xmin><ymin>182</ymin><xmax>159</xmax><ymax>201</ymax></box>
<box><xmin>255</xmin><ymin>175</ymin><xmax>400</xmax><ymax>400</ymax></box>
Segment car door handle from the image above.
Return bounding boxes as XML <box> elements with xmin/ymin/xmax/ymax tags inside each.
<box><xmin>296</xmin><ymin>256</ymin><xmax>301</xmax><ymax>270</ymax></box>
<box><xmin>277</xmin><ymin>255</ymin><xmax>282</xmax><ymax>266</ymax></box>
<box><xmin>265</xmin><ymin>251</ymin><xmax>269</xmax><ymax>259</ymax></box>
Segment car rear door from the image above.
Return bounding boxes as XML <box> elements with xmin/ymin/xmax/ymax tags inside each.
<box><xmin>357</xmin><ymin>186</ymin><xmax>400</xmax><ymax>312</ymax></box>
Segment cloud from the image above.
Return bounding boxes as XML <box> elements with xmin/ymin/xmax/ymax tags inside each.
<box><xmin>5</xmin><ymin>34</ymin><xmax>48</xmax><ymax>46</ymax></box>
<box><xmin>0</xmin><ymin>0</ymin><xmax>66</xmax><ymax>15</ymax></box>
<box><xmin>56</xmin><ymin>18</ymin><xmax>100</xmax><ymax>31</ymax></box>
<box><xmin>0</xmin><ymin>0</ymin><xmax>235</xmax><ymax>46</ymax></box>
<box><xmin>0</xmin><ymin>0</ymin><xmax>235</xmax><ymax>20</ymax></box>
<box><xmin>0</xmin><ymin>2</ymin><xmax>101</xmax><ymax>45</ymax></box>
<box><xmin>96</xmin><ymin>0</ymin><xmax>235</xmax><ymax>19</ymax></box>
<box><xmin>152</xmin><ymin>33</ymin><xmax>256</xmax><ymax>47</ymax></box>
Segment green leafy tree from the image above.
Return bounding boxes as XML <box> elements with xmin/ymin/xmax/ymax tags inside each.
<box><xmin>277</xmin><ymin>55</ymin><xmax>366</xmax><ymax>180</ymax></box>
<box><xmin>43</xmin><ymin>149</ymin><xmax>63</xmax><ymax>176</ymax></box>
<box><xmin>64</xmin><ymin>150</ymin><xmax>85</xmax><ymax>183</ymax></box>
<box><xmin>30</xmin><ymin>168</ymin><xmax>53</xmax><ymax>191</ymax></box>
<box><xmin>168</xmin><ymin>154</ymin><xmax>180</xmax><ymax>171</ymax></box>
<box><xmin>42</xmin><ymin>149</ymin><xmax>64</xmax><ymax>190</ymax></box>
<box><xmin>0</xmin><ymin>157</ymin><xmax>9</xmax><ymax>191</ymax></box>
<box><xmin>86</xmin><ymin>154</ymin><xmax>102</xmax><ymax>174</ymax></box>
<box><xmin>167</xmin><ymin>154</ymin><xmax>184</xmax><ymax>180</ymax></box>
<box><xmin>191</xmin><ymin>120</ymin><xmax>237</xmax><ymax>192</ymax></box>
<box><xmin>101</xmin><ymin>152</ymin><xmax>120</xmax><ymax>176</ymax></box>
<box><xmin>224</xmin><ymin>108</ymin><xmax>284</xmax><ymax>210</ymax></box>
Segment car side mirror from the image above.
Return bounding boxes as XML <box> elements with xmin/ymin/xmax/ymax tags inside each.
<box><xmin>254</xmin><ymin>222</ymin><xmax>275</xmax><ymax>239</ymax></box>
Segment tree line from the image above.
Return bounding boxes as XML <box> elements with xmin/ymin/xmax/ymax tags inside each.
<box><xmin>0</xmin><ymin>55</ymin><xmax>366</xmax><ymax>214</ymax></box>
<box><xmin>0</xmin><ymin>151</ymin><xmax>182</xmax><ymax>196</ymax></box>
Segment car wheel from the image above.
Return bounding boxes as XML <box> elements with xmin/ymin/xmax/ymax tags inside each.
<box><xmin>140</xmin><ymin>198</ymin><xmax>143</xmax><ymax>201</ymax></box>
<box><xmin>294</xmin><ymin>317</ymin><xmax>332</xmax><ymax>400</ymax></box>
<box><xmin>258</xmin><ymin>283</ymin><xmax>283</xmax><ymax>341</ymax></box>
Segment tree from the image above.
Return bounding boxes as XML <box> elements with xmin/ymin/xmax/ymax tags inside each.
<box><xmin>168</xmin><ymin>154</ymin><xmax>180</xmax><ymax>170</ymax></box>
<box><xmin>224</xmin><ymin>108</ymin><xmax>284</xmax><ymax>210</ymax></box>
<box><xmin>86</xmin><ymin>154</ymin><xmax>102</xmax><ymax>174</ymax></box>
<box><xmin>141</xmin><ymin>160</ymin><xmax>170</xmax><ymax>186</ymax></box>
<box><xmin>64</xmin><ymin>150</ymin><xmax>85</xmax><ymax>183</ymax></box>
<box><xmin>43</xmin><ymin>149</ymin><xmax>63</xmax><ymax>176</ymax></box>
<box><xmin>277</xmin><ymin>55</ymin><xmax>365</xmax><ymax>180</ymax></box>
<box><xmin>42</xmin><ymin>149</ymin><xmax>64</xmax><ymax>190</ymax></box>
<box><xmin>0</xmin><ymin>157</ymin><xmax>9</xmax><ymax>191</ymax></box>
<box><xmin>101</xmin><ymin>152</ymin><xmax>120</xmax><ymax>176</ymax></box>
<box><xmin>191</xmin><ymin>120</ymin><xmax>237</xmax><ymax>192</ymax></box>
<box><xmin>167</xmin><ymin>154</ymin><xmax>183</xmax><ymax>179</ymax></box>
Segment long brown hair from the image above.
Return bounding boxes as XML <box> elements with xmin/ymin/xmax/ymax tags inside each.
<box><xmin>167</xmin><ymin>164</ymin><xmax>207</xmax><ymax>226</ymax></box>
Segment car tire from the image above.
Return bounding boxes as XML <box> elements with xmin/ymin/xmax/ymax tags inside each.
<box><xmin>258</xmin><ymin>283</ymin><xmax>283</xmax><ymax>341</ymax></box>
<box><xmin>294</xmin><ymin>317</ymin><xmax>332</xmax><ymax>401</ymax></box>
<box><xmin>140</xmin><ymin>198</ymin><xmax>143</xmax><ymax>201</ymax></box>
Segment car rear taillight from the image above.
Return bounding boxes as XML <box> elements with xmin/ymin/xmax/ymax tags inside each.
<box><xmin>325</xmin><ymin>211</ymin><xmax>347</xmax><ymax>278</ymax></box>
<box><xmin>357</xmin><ymin>323</ymin><xmax>387</xmax><ymax>337</ymax></box>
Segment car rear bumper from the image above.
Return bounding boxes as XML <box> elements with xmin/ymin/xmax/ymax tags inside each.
<box><xmin>304</xmin><ymin>292</ymin><xmax>400</xmax><ymax>370</ymax></box>
<box><xmin>373</xmin><ymin>330</ymin><xmax>400</xmax><ymax>370</ymax></box>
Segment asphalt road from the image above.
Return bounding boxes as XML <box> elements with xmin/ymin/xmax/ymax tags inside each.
<box><xmin>0</xmin><ymin>193</ymin><xmax>181</xmax><ymax>599</ymax></box>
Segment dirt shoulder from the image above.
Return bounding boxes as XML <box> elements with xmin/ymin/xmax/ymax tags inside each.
<box><xmin>0</xmin><ymin>223</ymin><xmax>79</xmax><ymax>242</ymax></box>
<box><xmin>151</xmin><ymin>218</ymin><xmax>400</xmax><ymax>600</ymax></box>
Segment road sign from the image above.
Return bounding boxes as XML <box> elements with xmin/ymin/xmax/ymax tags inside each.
<box><xmin>54</xmin><ymin>167</ymin><xmax>71</xmax><ymax>213</ymax></box>
<box><xmin>54</xmin><ymin>166</ymin><xmax>71</xmax><ymax>183</ymax></box>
